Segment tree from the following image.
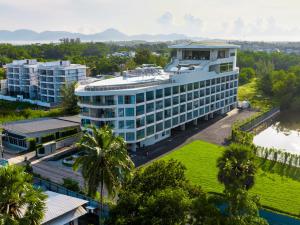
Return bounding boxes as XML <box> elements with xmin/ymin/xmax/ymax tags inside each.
<box><xmin>217</xmin><ymin>144</ymin><xmax>268</xmax><ymax>225</ymax></box>
<box><xmin>217</xmin><ymin>144</ymin><xmax>257</xmax><ymax>191</ymax></box>
<box><xmin>62</xmin><ymin>178</ymin><xmax>80</xmax><ymax>192</ymax></box>
<box><xmin>134</xmin><ymin>48</ymin><xmax>152</xmax><ymax>65</ymax></box>
<box><xmin>0</xmin><ymin>165</ymin><xmax>46</xmax><ymax>225</ymax></box>
<box><xmin>239</xmin><ymin>67</ymin><xmax>255</xmax><ymax>85</ymax></box>
<box><xmin>108</xmin><ymin>160</ymin><xmax>220</xmax><ymax>225</ymax></box>
<box><xmin>60</xmin><ymin>82</ymin><xmax>79</xmax><ymax>115</ymax></box>
<box><xmin>73</xmin><ymin>125</ymin><xmax>134</xmax><ymax>223</ymax></box>
<box><xmin>0</xmin><ymin>68</ymin><xmax>5</xmax><ymax>80</ymax></box>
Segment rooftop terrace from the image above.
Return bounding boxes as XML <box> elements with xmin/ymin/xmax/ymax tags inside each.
<box><xmin>169</xmin><ymin>41</ymin><xmax>240</xmax><ymax>49</ymax></box>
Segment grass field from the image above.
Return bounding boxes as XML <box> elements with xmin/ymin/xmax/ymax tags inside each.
<box><xmin>159</xmin><ymin>140</ymin><xmax>300</xmax><ymax>216</ymax></box>
<box><xmin>238</xmin><ymin>79</ymin><xmax>277</xmax><ymax>110</ymax></box>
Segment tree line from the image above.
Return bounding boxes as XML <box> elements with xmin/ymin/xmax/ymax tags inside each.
<box><xmin>0</xmin><ymin>42</ymin><xmax>170</xmax><ymax>76</ymax></box>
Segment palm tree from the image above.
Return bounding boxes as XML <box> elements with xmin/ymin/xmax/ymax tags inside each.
<box><xmin>0</xmin><ymin>165</ymin><xmax>46</xmax><ymax>225</ymax></box>
<box><xmin>217</xmin><ymin>143</ymin><xmax>257</xmax><ymax>191</ymax></box>
<box><xmin>73</xmin><ymin>125</ymin><xmax>134</xmax><ymax>223</ymax></box>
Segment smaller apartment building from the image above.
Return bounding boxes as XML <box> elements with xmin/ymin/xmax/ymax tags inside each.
<box><xmin>5</xmin><ymin>60</ymin><xmax>87</xmax><ymax>104</ymax></box>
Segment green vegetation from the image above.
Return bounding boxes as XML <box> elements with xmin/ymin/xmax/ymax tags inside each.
<box><xmin>0</xmin><ymin>165</ymin><xmax>46</xmax><ymax>225</ymax></box>
<box><xmin>0</xmin><ymin>100</ymin><xmax>64</xmax><ymax>123</ymax></box>
<box><xmin>0</xmin><ymin>42</ymin><xmax>170</xmax><ymax>75</ymax></box>
<box><xmin>73</xmin><ymin>125</ymin><xmax>134</xmax><ymax>223</ymax></box>
<box><xmin>0</xmin><ymin>68</ymin><xmax>5</xmax><ymax>79</ymax></box>
<box><xmin>62</xmin><ymin>178</ymin><xmax>80</xmax><ymax>193</ymax></box>
<box><xmin>158</xmin><ymin>140</ymin><xmax>300</xmax><ymax>216</ymax></box>
<box><xmin>60</xmin><ymin>82</ymin><xmax>79</xmax><ymax>115</ymax></box>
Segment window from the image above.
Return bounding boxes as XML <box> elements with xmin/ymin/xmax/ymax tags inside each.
<box><xmin>173</xmin><ymin>96</ymin><xmax>179</xmax><ymax>105</ymax></box>
<box><xmin>165</xmin><ymin>119</ymin><xmax>171</xmax><ymax>129</ymax></box>
<box><xmin>146</xmin><ymin>102</ymin><xmax>154</xmax><ymax>113</ymax></box>
<box><xmin>156</xmin><ymin>111</ymin><xmax>163</xmax><ymax>121</ymax></box>
<box><xmin>146</xmin><ymin>114</ymin><xmax>155</xmax><ymax>124</ymax></box>
<box><xmin>193</xmin><ymin>91</ymin><xmax>199</xmax><ymax>99</ymax></box>
<box><xmin>200</xmin><ymin>81</ymin><xmax>205</xmax><ymax>88</ymax></box>
<box><xmin>164</xmin><ymin>87</ymin><xmax>171</xmax><ymax>96</ymax></box>
<box><xmin>136</xmin><ymin>93</ymin><xmax>144</xmax><ymax>103</ymax></box>
<box><xmin>118</xmin><ymin>96</ymin><xmax>124</xmax><ymax>104</ymax></box>
<box><xmin>187</xmin><ymin>93</ymin><xmax>193</xmax><ymax>101</ymax></box>
<box><xmin>136</xmin><ymin>117</ymin><xmax>145</xmax><ymax>128</ymax></box>
<box><xmin>180</xmin><ymin>85</ymin><xmax>186</xmax><ymax>93</ymax></box>
<box><xmin>173</xmin><ymin>86</ymin><xmax>179</xmax><ymax>95</ymax></box>
<box><xmin>126</xmin><ymin>120</ymin><xmax>135</xmax><ymax>129</ymax></box>
<box><xmin>180</xmin><ymin>114</ymin><xmax>185</xmax><ymax>123</ymax></box>
<box><xmin>187</xmin><ymin>102</ymin><xmax>192</xmax><ymax>111</ymax></box>
<box><xmin>200</xmin><ymin>90</ymin><xmax>205</xmax><ymax>97</ymax></box>
<box><xmin>146</xmin><ymin>91</ymin><xmax>154</xmax><ymax>101</ymax></box>
<box><xmin>156</xmin><ymin>122</ymin><xmax>163</xmax><ymax>132</ymax></box>
<box><xmin>126</xmin><ymin>132</ymin><xmax>135</xmax><ymax>141</ymax></box>
<box><xmin>172</xmin><ymin>117</ymin><xmax>179</xmax><ymax>126</ymax></box>
<box><xmin>187</xmin><ymin>83</ymin><xmax>193</xmax><ymax>91</ymax></box>
<box><xmin>125</xmin><ymin>95</ymin><xmax>135</xmax><ymax>104</ymax></box>
<box><xmin>164</xmin><ymin>109</ymin><xmax>171</xmax><ymax>118</ymax></box>
<box><xmin>156</xmin><ymin>100</ymin><xmax>163</xmax><ymax>110</ymax></box>
<box><xmin>230</xmin><ymin>52</ymin><xmax>235</xmax><ymax>57</ymax></box>
<box><xmin>147</xmin><ymin>126</ymin><xmax>155</xmax><ymax>136</ymax></box>
<box><xmin>180</xmin><ymin>94</ymin><xmax>186</xmax><ymax>103</ymax></box>
<box><xmin>118</xmin><ymin>108</ymin><xmax>124</xmax><ymax>117</ymax></box>
<box><xmin>136</xmin><ymin>105</ymin><xmax>145</xmax><ymax>116</ymax></box>
<box><xmin>125</xmin><ymin>108</ymin><xmax>134</xmax><ymax>117</ymax></box>
<box><xmin>193</xmin><ymin>82</ymin><xmax>199</xmax><ymax>90</ymax></box>
<box><xmin>206</xmin><ymin>88</ymin><xmax>210</xmax><ymax>95</ymax></box>
<box><xmin>206</xmin><ymin>80</ymin><xmax>210</xmax><ymax>86</ymax></box>
<box><xmin>136</xmin><ymin>129</ymin><xmax>145</xmax><ymax>140</ymax></box>
<box><xmin>156</xmin><ymin>89</ymin><xmax>163</xmax><ymax>99</ymax></box>
<box><xmin>164</xmin><ymin>98</ymin><xmax>171</xmax><ymax>108</ymax></box>
<box><xmin>193</xmin><ymin>109</ymin><xmax>198</xmax><ymax>118</ymax></box>
<box><xmin>172</xmin><ymin>106</ymin><xmax>179</xmax><ymax>116</ymax></box>
<box><xmin>187</xmin><ymin>112</ymin><xmax>192</xmax><ymax>120</ymax></box>
<box><xmin>119</xmin><ymin>121</ymin><xmax>124</xmax><ymax>129</ymax></box>
<box><xmin>180</xmin><ymin>104</ymin><xmax>186</xmax><ymax>113</ymax></box>
<box><xmin>193</xmin><ymin>100</ymin><xmax>199</xmax><ymax>108</ymax></box>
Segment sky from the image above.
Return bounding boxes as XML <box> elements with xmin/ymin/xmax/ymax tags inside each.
<box><xmin>1</xmin><ymin>0</ymin><xmax>300</xmax><ymax>41</ymax></box>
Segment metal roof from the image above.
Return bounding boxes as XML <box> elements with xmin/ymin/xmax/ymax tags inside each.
<box><xmin>3</xmin><ymin>117</ymin><xmax>80</xmax><ymax>136</ymax></box>
<box><xmin>42</xmin><ymin>191</ymin><xmax>88</xmax><ymax>225</ymax></box>
<box><xmin>169</xmin><ymin>42</ymin><xmax>240</xmax><ymax>49</ymax></box>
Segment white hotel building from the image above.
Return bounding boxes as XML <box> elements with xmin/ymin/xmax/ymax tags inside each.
<box><xmin>75</xmin><ymin>42</ymin><xmax>239</xmax><ymax>151</ymax></box>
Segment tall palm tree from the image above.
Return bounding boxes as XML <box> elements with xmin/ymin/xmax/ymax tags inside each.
<box><xmin>0</xmin><ymin>165</ymin><xmax>46</xmax><ymax>225</ymax></box>
<box><xmin>217</xmin><ymin>143</ymin><xmax>257</xmax><ymax>191</ymax></box>
<box><xmin>73</xmin><ymin>125</ymin><xmax>134</xmax><ymax>223</ymax></box>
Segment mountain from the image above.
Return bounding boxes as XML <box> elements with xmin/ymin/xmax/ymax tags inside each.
<box><xmin>0</xmin><ymin>28</ymin><xmax>202</xmax><ymax>42</ymax></box>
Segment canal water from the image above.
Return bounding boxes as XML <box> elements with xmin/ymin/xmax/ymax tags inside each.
<box><xmin>253</xmin><ymin>111</ymin><xmax>300</xmax><ymax>154</ymax></box>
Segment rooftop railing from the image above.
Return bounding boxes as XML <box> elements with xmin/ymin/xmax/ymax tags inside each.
<box><xmin>84</xmin><ymin>79</ymin><xmax>173</xmax><ymax>91</ymax></box>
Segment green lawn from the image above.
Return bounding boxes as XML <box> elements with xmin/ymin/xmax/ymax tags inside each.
<box><xmin>158</xmin><ymin>140</ymin><xmax>300</xmax><ymax>216</ymax></box>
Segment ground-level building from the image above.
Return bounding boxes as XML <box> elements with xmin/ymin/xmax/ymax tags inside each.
<box><xmin>1</xmin><ymin>116</ymin><xmax>81</xmax><ymax>153</ymax></box>
<box><xmin>42</xmin><ymin>191</ymin><xmax>88</xmax><ymax>225</ymax></box>
<box><xmin>75</xmin><ymin>42</ymin><xmax>239</xmax><ymax>151</ymax></box>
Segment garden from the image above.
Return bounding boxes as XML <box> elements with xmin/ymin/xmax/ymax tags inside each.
<box><xmin>158</xmin><ymin>140</ymin><xmax>300</xmax><ymax>217</ymax></box>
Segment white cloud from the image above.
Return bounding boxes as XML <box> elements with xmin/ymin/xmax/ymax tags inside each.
<box><xmin>1</xmin><ymin>0</ymin><xmax>300</xmax><ymax>40</ymax></box>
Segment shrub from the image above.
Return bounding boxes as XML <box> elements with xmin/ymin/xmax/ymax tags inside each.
<box><xmin>62</xmin><ymin>178</ymin><xmax>80</xmax><ymax>192</ymax></box>
<box><xmin>41</xmin><ymin>133</ymin><xmax>55</xmax><ymax>143</ymax></box>
<box><xmin>27</xmin><ymin>138</ymin><xmax>36</xmax><ymax>152</ymax></box>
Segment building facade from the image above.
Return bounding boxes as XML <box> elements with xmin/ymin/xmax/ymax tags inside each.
<box><xmin>75</xmin><ymin>42</ymin><xmax>239</xmax><ymax>151</ymax></box>
<box><xmin>38</xmin><ymin>61</ymin><xmax>86</xmax><ymax>103</ymax></box>
<box><xmin>6</xmin><ymin>59</ymin><xmax>39</xmax><ymax>99</ymax></box>
<box><xmin>5</xmin><ymin>60</ymin><xmax>86</xmax><ymax>104</ymax></box>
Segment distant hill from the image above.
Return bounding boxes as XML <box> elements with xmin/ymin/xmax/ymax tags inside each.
<box><xmin>0</xmin><ymin>28</ymin><xmax>204</xmax><ymax>42</ymax></box>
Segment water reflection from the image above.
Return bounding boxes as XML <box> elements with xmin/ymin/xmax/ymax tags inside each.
<box><xmin>253</xmin><ymin>111</ymin><xmax>300</xmax><ymax>154</ymax></box>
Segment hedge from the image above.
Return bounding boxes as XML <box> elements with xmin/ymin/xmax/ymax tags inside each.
<box><xmin>41</xmin><ymin>133</ymin><xmax>56</xmax><ymax>143</ymax></box>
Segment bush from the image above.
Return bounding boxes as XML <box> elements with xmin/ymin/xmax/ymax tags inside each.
<box><xmin>62</xmin><ymin>178</ymin><xmax>80</xmax><ymax>192</ymax></box>
<box><xmin>59</xmin><ymin>128</ymin><xmax>78</xmax><ymax>139</ymax></box>
<box><xmin>27</xmin><ymin>138</ymin><xmax>36</xmax><ymax>152</ymax></box>
<box><xmin>41</xmin><ymin>133</ymin><xmax>55</xmax><ymax>143</ymax></box>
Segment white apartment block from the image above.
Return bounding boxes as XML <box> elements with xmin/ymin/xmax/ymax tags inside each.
<box><xmin>5</xmin><ymin>60</ymin><xmax>86</xmax><ymax>105</ymax></box>
<box><xmin>38</xmin><ymin>61</ymin><xmax>86</xmax><ymax>104</ymax></box>
<box><xmin>6</xmin><ymin>59</ymin><xmax>39</xmax><ymax>99</ymax></box>
<box><xmin>75</xmin><ymin>42</ymin><xmax>239</xmax><ymax>151</ymax></box>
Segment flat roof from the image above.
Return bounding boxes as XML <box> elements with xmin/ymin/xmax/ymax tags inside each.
<box><xmin>169</xmin><ymin>42</ymin><xmax>240</xmax><ymax>49</ymax></box>
<box><xmin>3</xmin><ymin>117</ymin><xmax>80</xmax><ymax>136</ymax></box>
<box><xmin>42</xmin><ymin>191</ymin><xmax>88</xmax><ymax>224</ymax></box>
<box><xmin>76</xmin><ymin>70</ymin><xmax>170</xmax><ymax>91</ymax></box>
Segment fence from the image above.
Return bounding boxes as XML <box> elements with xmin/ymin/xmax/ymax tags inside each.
<box><xmin>239</xmin><ymin>107</ymin><xmax>280</xmax><ymax>132</ymax></box>
<box><xmin>33</xmin><ymin>177</ymin><xmax>109</xmax><ymax>217</ymax></box>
